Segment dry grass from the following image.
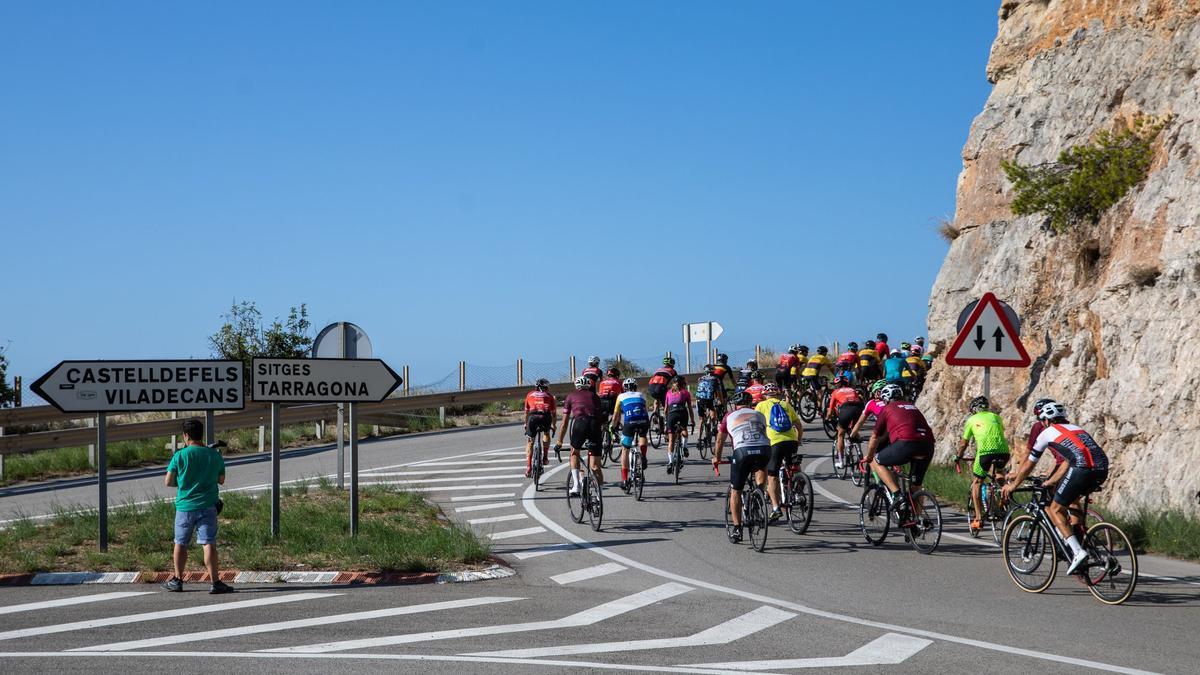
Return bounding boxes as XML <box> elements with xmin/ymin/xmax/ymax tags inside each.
<box><xmin>1127</xmin><ymin>263</ymin><xmax>1161</xmax><ymax>287</ymax></box>
<box><xmin>936</xmin><ymin>216</ymin><xmax>961</xmax><ymax>242</ymax></box>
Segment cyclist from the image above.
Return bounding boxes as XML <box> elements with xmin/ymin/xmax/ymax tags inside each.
<box><xmin>597</xmin><ymin>367</ymin><xmax>624</xmax><ymax>431</ymax></box>
<box><xmin>1002</xmin><ymin>401</ymin><xmax>1109</xmax><ymax>574</ymax></box>
<box><xmin>875</xmin><ymin>333</ymin><xmax>891</xmax><ymax>360</ymax></box>
<box><xmin>776</xmin><ymin>346</ymin><xmax>801</xmax><ymax>392</ymax></box>
<box><xmin>712</xmin><ymin>391</ymin><xmax>770</xmax><ymax>544</ymax></box>
<box><xmin>647</xmin><ymin>356</ymin><xmax>678</xmax><ymax>416</ymax></box>
<box><xmin>954</xmin><ymin>396</ymin><xmax>1010</xmax><ymax>534</ymax></box>
<box><xmin>914</xmin><ymin>336</ymin><xmax>925</xmax><ymax>353</ymax></box>
<box><xmin>848</xmin><ymin>380</ymin><xmax>888</xmax><ymax>440</ymax></box>
<box><xmin>665</xmin><ymin>375</ymin><xmax>694</xmax><ymax>473</ymax></box>
<box><xmin>735</xmin><ymin>359</ymin><xmax>758</xmax><ymax>394</ymax></box>
<box><xmin>581</xmin><ymin>355</ymin><xmax>604</xmax><ymax>388</ymax></box>
<box><xmin>523</xmin><ymin>378</ymin><xmax>557</xmax><ymax>478</ymax></box>
<box><xmin>835</xmin><ymin>342</ymin><xmax>860</xmax><ymax>384</ymax></box>
<box><xmin>745</xmin><ymin>370</ymin><xmax>767</xmax><ymax>404</ymax></box>
<box><xmin>612</xmin><ymin>378</ymin><xmax>650</xmax><ymax>492</ymax></box>
<box><xmin>801</xmin><ymin>346</ymin><xmax>833</xmax><ymax>394</ymax></box>
<box><xmin>694</xmin><ymin>364</ymin><xmax>725</xmax><ymax>430</ymax></box>
<box><xmin>883</xmin><ymin>349</ymin><xmax>908</xmax><ymax>385</ymax></box>
<box><xmin>904</xmin><ymin>349</ymin><xmax>927</xmax><ymax>397</ymax></box>
<box><xmin>864</xmin><ymin>384</ymin><xmax>935</xmax><ymax>521</ymax></box>
<box><xmin>712</xmin><ymin>353</ymin><xmax>738</xmax><ymax>393</ymax></box>
<box><xmin>825</xmin><ymin>374</ymin><xmax>864</xmax><ymax>470</ymax></box>
<box><xmin>858</xmin><ymin>340</ymin><xmax>883</xmax><ymax>383</ymax></box>
<box><xmin>554</xmin><ymin>376</ymin><xmax>604</xmax><ymax>495</ymax></box>
<box><xmin>755</xmin><ymin>382</ymin><xmax>802</xmax><ymax>521</ymax></box>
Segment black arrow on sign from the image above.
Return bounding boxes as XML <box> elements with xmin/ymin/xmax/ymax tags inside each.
<box><xmin>973</xmin><ymin>326</ymin><xmax>985</xmax><ymax>350</ymax></box>
<box><xmin>993</xmin><ymin>327</ymin><xmax>1005</xmax><ymax>351</ymax></box>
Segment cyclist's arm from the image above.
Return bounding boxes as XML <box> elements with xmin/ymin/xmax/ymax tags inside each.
<box><xmin>955</xmin><ymin>437</ymin><xmax>970</xmax><ymax>460</ymax></box>
<box><xmin>1042</xmin><ymin>459</ymin><xmax>1069</xmax><ymax>488</ymax></box>
<box><xmin>554</xmin><ymin>401</ymin><xmax>570</xmax><ymax>446</ymax></box>
<box><xmin>849</xmin><ymin>409</ymin><xmax>868</xmax><ymax>438</ymax></box>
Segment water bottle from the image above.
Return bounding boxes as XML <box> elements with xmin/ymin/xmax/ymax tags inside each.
<box><xmin>980</xmin><ymin>485</ymin><xmax>989</xmax><ymax>513</ymax></box>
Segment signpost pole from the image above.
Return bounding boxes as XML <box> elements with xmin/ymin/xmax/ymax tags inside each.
<box><xmin>204</xmin><ymin>410</ymin><xmax>215</xmax><ymax>446</ymax></box>
<box><xmin>336</xmin><ymin>403</ymin><xmax>345</xmax><ymax>489</ymax></box>
<box><xmin>270</xmin><ymin>403</ymin><xmax>281</xmax><ymax>538</ymax></box>
<box><xmin>349</xmin><ymin>402</ymin><xmax>359</xmax><ymax>537</ymax></box>
<box><xmin>97</xmin><ymin>413</ymin><xmax>108</xmax><ymax>552</ymax></box>
<box><xmin>707</xmin><ymin>322</ymin><xmax>713</xmax><ymax>367</ymax></box>
<box><xmin>983</xmin><ymin>366</ymin><xmax>991</xmax><ymax>401</ymax></box>
<box><xmin>685</xmin><ymin>332</ymin><xmax>691</xmax><ymax>375</ymax></box>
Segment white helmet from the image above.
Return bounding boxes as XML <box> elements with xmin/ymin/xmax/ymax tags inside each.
<box><xmin>574</xmin><ymin>376</ymin><xmax>590</xmax><ymax>389</ymax></box>
<box><xmin>1037</xmin><ymin>401</ymin><xmax>1068</xmax><ymax>422</ymax></box>
<box><xmin>587</xmin><ymin>355</ymin><xmax>600</xmax><ymax>367</ymax></box>
<box><xmin>880</xmin><ymin>384</ymin><xmax>905</xmax><ymax>403</ymax></box>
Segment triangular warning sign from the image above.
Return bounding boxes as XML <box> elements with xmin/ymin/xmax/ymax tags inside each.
<box><xmin>944</xmin><ymin>293</ymin><xmax>1031</xmax><ymax>367</ymax></box>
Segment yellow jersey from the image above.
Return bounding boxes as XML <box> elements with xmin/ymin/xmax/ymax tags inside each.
<box><xmin>755</xmin><ymin>397</ymin><xmax>801</xmax><ymax>444</ymax></box>
<box><xmin>801</xmin><ymin>354</ymin><xmax>831</xmax><ymax>378</ymax></box>
<box><xmin>858</xmin><ymin>349</ymin><xmax>880</xmax><ymax>368</ymax></box>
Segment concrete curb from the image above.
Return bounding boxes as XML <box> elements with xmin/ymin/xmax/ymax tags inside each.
<box><xmin>0</xmin><ymin>563</ymin><xmax>515</xmax><ymax>587</ymax></box>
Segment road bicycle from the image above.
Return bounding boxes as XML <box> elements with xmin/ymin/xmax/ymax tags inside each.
<box><xmin>778</xmin><ymin>453</ymin><xmax>814</xmax><ymax>535</ymax></box>
<box><xmin>858</xmin><ymin>460</ymin><xmax>943</xmax><ymax>554</ymax></box>
<box><xmin>696</xmin><ymin>411</ymin><xmax>717</xmax><ymax>461</ymax></box>
<box><xmin>955</xmin><ymin>453</ymin><xmax>1014</xmax><ymax>544</ymax></box>
<box><xmin>530</xmin><ymin>431</ymin><xmax>547</xmax><ymax>491</ymax></box>
<box><xmin>720</xmin><ymin>462</ymin><xmax>769</xmax><ymax>552</ymax></box>
<box><xmin>1001</xmin><ymin>477</ymin><xmax>1136</xmax><ymax>605</ymax></box>
<box><xmin>821</xmin><ymin>413</ymin><xmax>837</xmax><ymax>440</ymax></box>
<box><xmin>649</xmin><ymin>408</ymin><xmax>665</xmax><ymax>449</ymax></box>
<box><xmin>666</xmin><ymin>420</ymin><xmax>688</xmax><ymax>485</ymax></box>
<box><xmin>565</xmin><ymin>447</ymin><xmax>604</xmax><ymax>532</ymax></box>
<box><xmin>626</xmin><ymin>440</ymin><xmax>646</xmax><ymax>501</ymax></box>
<box><xmin>602</xmin><ymin>422</ymin><xmax>619</xmax><ymax>467</ymax></box>
<box><xmin>831</xmin><ymin>433</ymin><xmax>861</xmax><ymax>482</ymax></box>
<box><xmin>797</xmin><ymin>377</ymin><xmax>827</xmax><ymax>423</ymax></box>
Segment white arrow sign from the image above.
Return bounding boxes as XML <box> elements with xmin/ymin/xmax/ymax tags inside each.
<box><xmin>945</xmin><ymin>293</ymin><xmax>1031</xmax><ymax>368</ymax></box>
<box><xmin>683</xmin><ymin>321</ymin><xmax>724</xmax><ymax>343</ymax></box>
<box><xmin>31</xmin><ymin>360</ymin><xmax>245</xmax><ymax>413</ymax></box>
<box><xmin>251</xmin><ymin>358</ymin><xmax>402</xmax><ymax>403</ymax></box>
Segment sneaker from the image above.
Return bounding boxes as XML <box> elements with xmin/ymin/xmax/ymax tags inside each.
<box><xmin>209</xmin><ymin>580</ymin><xmax>234</xmax><ymax>595</ymax></box>
<box><xmin>1066</xmin><ymin>549</ymin><xmax>1089</xmax><ymax>575</ymax></box>
<box><xmin>161</xmin><ymin>576</ymin><xmax>183</xmax><ymax>592</ymax></box>
<box><xmin>684</xmin><ymin>447</ymin><xmax>690</xmax><ymax>458</ymax></box>
<box><xmin>568</xmin><ymin>485</ymin><xmax>580</xmax><ymax>496</ymax></box>
<box><xmin>834</xmin><ymin>455</ymin><xmax>845</xmax><ymax>469</ymax></box>
<box><xmin>769</xmin><ymin>508</ymin><xmax>782</xmax><ymax>523</ymax></box>
<box><xmin>666</xmin><ymin>463</ymin><xmax>674</xmax><ymax>475</ymax></box>
<box><xmin>728</xmin><ymin>528</ymin><xmax>743</xmax><ymax>544</ymax></box>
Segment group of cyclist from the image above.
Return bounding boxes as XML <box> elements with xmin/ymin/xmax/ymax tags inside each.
<box><xmin>521</xmin><ymin>340</ymin><xmax>1111</xmax><ymax>569</ymax></box>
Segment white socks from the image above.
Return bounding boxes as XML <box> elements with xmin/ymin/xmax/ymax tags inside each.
<box><xmin>1066</xmin><ymin>535</ymin><xmax>1084</xmax><ymax>556</ymax></box>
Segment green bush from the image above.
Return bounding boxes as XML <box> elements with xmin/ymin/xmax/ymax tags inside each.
<box><xmin>1001</xmin><ymin>116</ymin><xmax>1167</xmax><ymax>233</ymax></box>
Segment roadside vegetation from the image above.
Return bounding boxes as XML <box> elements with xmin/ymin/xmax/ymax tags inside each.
<box><xmin>922</xmin><ymin>464</ymin><xmax>1200</xmax><ymax>561</ymax></box>
<box><xmin>0</xmin><ymin>482</ymin><xmax>490</xmax><ymax>574</ymax></box>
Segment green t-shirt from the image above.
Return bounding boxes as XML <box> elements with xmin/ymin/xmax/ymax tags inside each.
<box><xmin>167</xmin><ymin>444</ymin><xmax>225</xmax><ymax>512</ymax></box>
<box><xmin>962</xmin><ymin>411</ymin><xmax>1009</xmax><ymax>454</ymax></box>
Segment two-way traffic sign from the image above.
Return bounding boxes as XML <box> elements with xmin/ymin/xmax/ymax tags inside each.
<box><xmin>251</xmin><ymin>358</ymin><xmax>402</xmax><ymax>403</ymax></box>
<box><xmin>944</xmin><ymin>293</ymin><xmax>1031</xmax><ymax>367</ymax></box>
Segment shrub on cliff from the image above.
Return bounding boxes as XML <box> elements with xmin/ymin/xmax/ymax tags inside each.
<box><xmin>1001</xmin><ymin>116</ymin><xmax>1167</xmax><ymax>233</ymax></box>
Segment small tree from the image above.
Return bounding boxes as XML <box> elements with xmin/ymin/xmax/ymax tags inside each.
<box><xmin>603</xmin><ymin>356</ymin><xmax>648</xmax><ymax>378</ymax></box>
<box><xmin>209</xmin><ymin>302</ymin><xmax>314</xmax><ymax>389</ymax></box>
<box><xmin>0</xmin><ymin>345</ymin><xmax>15</xmax><ymax>408</ymax></box>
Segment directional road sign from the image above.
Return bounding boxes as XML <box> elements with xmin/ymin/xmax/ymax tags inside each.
<box><xmin>944</xmin><ymin>293</ymin><xmax>1031</xmax><ymax>367</ymax></box>
<box><xmin>31</xmin><ymin>360</ymin><xmax>245</xmax><ymax>413</ymax></box>
<box><xmin>683</xmin><ymin>321</ymin><xmax>724</xmax><ymax>343</ymax></box>
<box><xmin>251</xmin><ymin>358</ymin><xmax>402</xmax><ymax>403</ymax></box>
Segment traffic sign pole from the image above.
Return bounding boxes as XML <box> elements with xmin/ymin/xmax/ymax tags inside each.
<box><xmin>270</xmin><ymin>403</ymin><xmax>281</xmax><ymax>538</ymax></box>
<box><xmin>983</xmin><ymin>366</ymin><xmax>991</xmax><ymax>401</ymax></box>
<box><xmin>336</xmin><ymin>404</ymin><xmax>345</xmax><ymax>490</ymax></box>
<box><xmin>205</xmin><ymin>410</ymin><xmax>215</xmax><ymax>446</ymax></box>
<box><xmin>349</xmin><ymin>402</ymin><xmax>359</xmax><ymax>537</ymax></box>
<box><xmin>97</xmin><ymin>413</ymin><xmax>107</xmax><ymax>552</ymax></box>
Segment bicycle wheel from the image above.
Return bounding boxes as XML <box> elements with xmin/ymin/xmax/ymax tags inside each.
<box><xmin>566</xmin><ymin>471</ymin><xmax>584</xmax><ymax>523</ymax></box>
<box><xmin>606</xmin><ymin>430</ymin><xmax>621</xmax><ymax>464</ymax></box>
<box><xmin>1001</xmin><ymin>514</ymin><xmax>1057</xmax><ymax>593</ymax></box>
<box><xmin>787</xmin><ymin>471</ymin><xmax>814</xmax><ymax>535</ymax></box>
<box><xmin>634</xmin><ymin>458</ymin><xmax>645</xmax><ymax>501</ymax></box>
<box><xmin>1083</xmin><ymin>522</ymin><xmax>1137</xmax><ymax>605</ymax></box>
<box><xmin>906</xmin><ymin>490</ymin><xmax>942</xmax><ymax>554</ymax></box>
<box><xmin>672</xmin><ymin>438</ymin><xmax>682</xmax><ymax>485</ymax></box>
<box><xmin>747</xmin><ymin>489</ymin><xmax>768</xmax><ymax>552</ymax></box>
<box><xmin>649</xmin><ymin>414</ymin><xmax>663</xmax><ymax>449</ymax></box>
<box><xmin>848</xmin><ymin>443</ymin><xmax>864</xmax><ymax>486</ymax></box>
<box><xmin>698</xmin><ymin>421</ymin><xmax>712</xmax><ymax>461</ymax></box>
<box><xmin>831</xmin><ymin>445</ymin><xmax>848</xmax><ymax>480</ymax></box>
<box><xmin>532</xmin><ymin>438</ymin><xmax>542</xmax><ymax>492</ymax></box>
<box><xmin>798</xmin><ymin>393</ymin><xmax>818</xmax><ymax>423</ymax></box>
<box><xmin>587</xmin><ymin>473</ymin><xmax>604</xmax><ymax>532</ymax></box>
<box><xmin>822</xmin><ymin>417</ymin><xmax>836</xmax><ymax>440</ymax></box>
<box><xmin>859</xmin><ymin>486</ymin><xmax>890</xmax><ymax>546</ymax></box>
<box><xmin>724</xmin><ymin>487</ymin><xmax>736</xmax><ymax>540</ymax></box>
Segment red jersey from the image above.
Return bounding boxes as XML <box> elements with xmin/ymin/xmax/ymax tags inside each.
<box><xmin>581</xmin><ymin>366</ymin><xmax>603</xmax><ymax>382</ymax></box>
<box><xmin>777</xmin><ymin>353</ymin><xmax>799</xmax><ymax>370</ymax></box>
<box><xmin>649</xmin><ymin>367</ymin><xmax>677</xmax><ymax>386</ymax></box>
<box><xmin>597</xmin><ymin>377</ymin><xmax>623</xmax><ymax>398</ymax></box>
<box><xmin>835</xmin><ymin>351</ymin><xmax>858</xmax><ymax>367</ymax></box>
<box><xmin>524</xmin><ymin>390</ymin><xmax>556</xmax><ymax>415</ymax></box>
<box><xmin>875</xmin><ymin>341</ymin><xmax>890</xmax><ymax>359</ymax></box>
<box><xmin>874</xmin><ymin>401</ymin><xmax>933</xmax><ymax>443</ymax></box>
<box><xmin>826</xmin><ymin>386</ymin><xmax>862</xmax><ymax>415</ymax></box>
<box><xmin>746</xmin><ymin>382</ymin><xmax>766</xmax><ymax>404</ymax></box>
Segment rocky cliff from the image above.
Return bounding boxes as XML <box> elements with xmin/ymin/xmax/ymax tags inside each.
<box><xmin>923</xmin><ymin>0</ymin><xmax>1200</xmax><ymax>517</ymax></box>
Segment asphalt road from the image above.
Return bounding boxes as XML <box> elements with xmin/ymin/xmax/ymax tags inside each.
<box><xmin>1</xmin><ymin>423</ymin><xmax>1198</xmax><ymax>674</ymax></box>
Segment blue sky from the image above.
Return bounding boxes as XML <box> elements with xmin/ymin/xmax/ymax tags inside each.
<box><xmin>1</xmin><ymin>1</ymin><xmax>998</xmax><ymax>397</ymax></box>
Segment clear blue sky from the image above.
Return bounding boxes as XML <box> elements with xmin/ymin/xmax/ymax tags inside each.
<box><xmin>1</xmin><ymin>1</ymin><xmax>998</xmax><ymax>397</ymax></box>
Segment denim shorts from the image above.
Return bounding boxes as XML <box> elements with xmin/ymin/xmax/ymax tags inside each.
<box><xmin>174</xmin><ymin>507</ymin><xmax>218</xmax><ymax>546</ymax></box>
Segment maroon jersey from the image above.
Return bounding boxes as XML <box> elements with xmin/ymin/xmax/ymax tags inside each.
<box><xmin>875</xmin><ymin>401</ymin><xmax>933</xmax><ymax>443</ymax></box>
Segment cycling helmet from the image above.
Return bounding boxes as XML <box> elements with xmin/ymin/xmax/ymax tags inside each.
<box><xmin>662</xmin><ymin>356</ymin><xmax>675</xmax><ymax>366</ymax></box>
<box><xmin>622</xmin><ymin>378</ymin><xmax>638</xmax><ymax>391</ymax></box>
<box><xmin>969</xmin><ymin>396</ymin><xmax>989</xmax><ymax>413</ymax></box>
<box><xmin>832</xmin><ymin>375</ymin><xmax>849</xmax><ymax>387</ymax></box>
<box><xmin>535</xmin><ymin>378</ymin><xmax>550</xmax><ymax>391</ymax></box>
<box><xmin>915</xmin><ymin>337</ymin><xmax>925</xmax><ymax>346</ymax></box>
<box><xmin>788</xmin><ymin>344</ymin><xmax>801</xmax><ymax>353</ymax></box>
<box><xmin>703</xmin><ymin>364</ymin><xmax>715</xmax><ymax>374</ymax></box>
<box><xmin>890</xmin><ymin>349</ymin><xmax>902</xmax><ymax>357</ymax></box>
<box><xmin>817</xmin><ymin>345</ymin><xmax>828</xmax><ymax>355</ymax></box>
<box><xmin>922</xmin><ymin>353</ymin><xmax>933</xmax><ymax>363</ymax></box>
<box><xmin>880</xmin><ymin>383</ymin><xmax>905</xmax><ymax>403</ymax></box>
<box><xmin>606</xmin><ymin>367</ymin><xmax>621</xmax><ymax>378</ymax></box>
<box><xmin>574</xmin><ymin>376</ymin><xmax>589</xmax><ymax>389</ymax></box>
<box><xmin>798</xmin><ymin>345</ymin><xmax>809</xmax><ymax>354</ymax></box>
<box><xmin>900</xmin><ymin>341</ymin><xmax>912</xmax><ymax>351</ymax></box>
<box><xmin>1037</xmin><ymin>401</ymin><xmax>1068</xmax><ymax>422</ymax></box>
<box><xmin>848</xmin><ymin>341</ymin><xmax>859</xmax><ymax>351</ymax></box>
<box><xmin>910</xmin><ymin>345</ymin><xmax>923</xmax><ymax>356</ymax></box>
<box><xmin>870</xmin><ymin>380</ymin><xmax>887</xmax><ymax>396</ymax></box>
<box><xmin>763</xmin><ymin>382</ymin><xmax>781</xmax><ymax>397</ymax></box>
<box><xmin>746</xmin><ymin>359</ymin><xmax>758</xmax><ymax>370</ymax></box>
<box><xmin>716</xmin><ymin>353</ymin><xmax>729</xmax><ymax>364</ymax></box>
<box><xmin>877</xmin><ymin>333</ymin><xmax>889</xmax><ymax>342</ymax></box>
<box><xmin>865</xmin><ymin>340</ymin><xmax>876</xmax><ymax>349</ymax></box>
<box><xmin>730</xmin><ymin>390</ymin><xmax>753</xmax><ymax>407</ymax></box>
<box><xmin>750</xmin><ymin>370</ymin><xmax>763</xmax><ymax>381</ymax></box>
<box><xmin>1032</xmin><ymin>397</ymin><xmax>1057</xmax><ymax>416</ymax></box>
<box><xmin>673</xmin><ymin>375</ymin><xmax>687</xmax><ymax>386</ymax></box>
<box><xmin>587</xmin><ymin>355</ymin><xmax>600</xmax><ymax>367</ymax></box>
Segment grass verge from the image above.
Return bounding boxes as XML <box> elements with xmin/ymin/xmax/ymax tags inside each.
<box><xmin>921</xmin><ymin>464</ymin><xmax>1200</xmax><ymax>561</ymax></box>
<box><xmin>0</xmin><ymin>482</ymin><xmax>491</xmax><ymax>575</ymax></box>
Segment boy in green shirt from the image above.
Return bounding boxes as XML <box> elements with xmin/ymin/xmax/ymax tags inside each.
<box><xmin>955</xmin><ymin>396</ymin><xmax>1010</xmax><ymax>534</ymax></box>
<box><xmin>163</xmin><ymin>418</ymin><xmax>231</xmax><ymax>594</ymax></box>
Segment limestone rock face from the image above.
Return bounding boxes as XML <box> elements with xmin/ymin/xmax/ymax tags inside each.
<box><xmin>923</xmin><ymin>0</ymin><xmax>1200</xmax><ymax>517</ymax></box>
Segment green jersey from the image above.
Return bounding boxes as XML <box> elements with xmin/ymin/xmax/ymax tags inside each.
<box><xmin>962</xmin><ymin>411</ymin><xmax>1008</xmax><ymax>454</ymax></box>
<box><xmin>167</xmin><ymin>444</ymin><xmax>225</xmax><ymax>512</ymax></box>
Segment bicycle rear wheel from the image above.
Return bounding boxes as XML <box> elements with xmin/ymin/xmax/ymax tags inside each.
<box><xmin>1083</xmin><ymin>522</ymin><xmax>1137</xmax><ymax>605</ymax></box>
<box><xmin>831</xmin><ymin>445</ymin><xmax>848</xmax><ymax>480</ymax></box>
<box><xmin>747</xmin><ymin>489</ymin><xmax>768</xmax><ymax>552</ymax></box>
<box><xmin>822</xmin><ymin>416</ymin><xmax>836</xmax><ymax>440</ymax></box>
<box><xmin>587</xmin><ymin>473</ymin><xmax>604</xmax><ymax>532</ymax></box>
<box><xmin>672</xmin><ymin>438</ymin><xmax>682</xmax><ymax>485</ymax></box>
<box><xmin>848</xmin><ymin>443</ymin><xmax>864</xmax><ymax>486</ymax></box>
<box><xmin>698</xmin><ymin>421</ymin><xmax>712</xmax><ymax>460</ymax></box>
<box><xmin>906</xmin><ymin>490</ymin><xmax>942</xmax><ymax>554</ymax></box>
<box><xmin>799</xmin><ymin>393</ymin><xmax>818</xmax><ymax>422</ymax></box>
<box><xmin>532</xmin><ymin>437</ymin><xmax>542</xmax><ymax>492</ymax></box>
<box><xmin>787</xmin><ymin>471</ymin><xmax>814</xmax><ymax>535</ymax></box>
<box><xmin>859</xmin><ymin>486</ymin><xmax>890</xmax><ymax>546</ymax></box>
<box><xmin>607</xmin><ymin>431</ymin><xmax>621</xmax><ymax>464</ymax></box>
<box><xmin>1001</xmin><ymin>514</ymin><xmax>1057</xmax><ymax>593</ymax></box>
<box><xmin>566</xmin><ymin>471</ymin><xmax>584</xmax><ymax>523</ymax></box>
<box><xmin>634</xmin><ymin>459</ymin><xmax>645</xmax><ymax>501</ymax></box>
<box><xmin>724</xmin><ymin>487</ymin><xmax>736</xmax><ymax>540</ymax></box>
<box><xmin>649</xmin><ymin>414</ymin><xmax>663</xmax><ymax>449</ymax></box>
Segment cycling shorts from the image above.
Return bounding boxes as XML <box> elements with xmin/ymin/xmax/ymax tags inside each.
<box><xmin>1054</xmin><ymin>466</ymin><xmax>1108</xmax><ymax>507</ymax></box>
<box><xmin>621</xmin><ymin>420</ymin><xmax>649</xmax><ymax>447</ymax></box>
<box><xmin>525</xmin><ymin>413</ymin><xmax>551</xmax><ymax>437</ymax></box>
<box><xmin>647</xmin><ymin>383</ymin><xmax>668</xmax><ymax>403</ymax></box>
<box><xmin>598</xmin><ymin>396</ymin><xmax>617</xmax><ymax>419</ymax></box>
<box><xmin>696</xmin><ymin>398</ymin><xmax>715</xmax><ymax>416</ymax></box>
<box><xmin>875</xmin><ymin>439</ymin><xmax>934</xmax><ymax>485</ymax></box>
<box><xmin>729</xmin><ymin>446</ymin><xmax>769</xmax><ymax>491</ymax></box>
<box><xmin>837</xmin><ymin>402</ymin><xmax>864</xmax><ymax>430</ymax></box>
<box><xmin>972</xmin><ymin>452</ymin><xmax>1009</xmax><ymax>480</ymax></box>
<box><xmin>667</xmin><ymin>408</ymin><xmax>689</xmax><ymax>433</ymax></box>
<box><xmin>774</xmin><ymin>370</ymin><xmax>794</xmax><ymax>389</ymax></box>
<box><xmin>766</xmin><ymin>440</ymin><xmax>799</xmax><ymax>473</ymax></box>
<box><xmin>569</xmin><ymin>416</ymin><xmax>603</xmax><ymax>455</ymax></box>
<box><xmin>860</xmin><ymin>366</ymin><xmax>882</xmax><ymax>381</ymax></box>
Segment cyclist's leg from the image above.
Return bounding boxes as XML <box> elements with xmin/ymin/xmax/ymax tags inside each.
<box><xmin>765</xmin><ymin>442</ymin><xmax>786</xmax><ymax>511</ymax></box>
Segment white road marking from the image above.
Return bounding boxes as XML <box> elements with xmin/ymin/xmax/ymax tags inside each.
<box><xmin>488</xmin><ymin>526</ymin><xmax>546</xmax><ymax>540</ymax></box>
<box><xmin>365</xmin><ymin>483</ymin><xmax>524</xmax><ymax>493</ymax></box>
<box><xmin>688</xmin><ymin>632</ymin><xmax>932</xmax><ymax>670</ymax></box>
<box><xmin>365</xmin><ymin>467</ymin><xmax>526</xmax><ymax>477</ymax></box>
<box><xmin>468</xmin><ymin>513</ymin><xmax>528</xmax><ymax>525</ymax></box>
<box><xmin>454</xmin><ymin>501</ymin><xmax>516</xmax><ymax>513</ymax></box>
<box><xmin>479</xmin><ymin>449</ymin><xmax>526</xmax><ymax>456</ymax></box>
<box><xmin>74</xmin><ymin>597</ymin><xmax>524</xmax><ymax>652</ymax></box>
<box><xmin>368</xmin><ymin>460</ymin><xmax>525</xmax><ymax>471</ymax></box>
<box><xmin>520</xmin><ymin>463</ymin><xmax>1158</xmax><ymax>675</ymax></box>
<box><xmin>261</xmin><ymin>582</ymin><xmax>692</xmax><ymax>654</ymax></box>
<box><xmin>451</xmin><ymin>493</ymin><xmax>516</xmax><ymax>502</ymax></box>
<box><xmin>357</xmin><ymin>474</ymin><xmax>525</xmax><ymax>485</ymax></box>
<box><xmin>550</xmin><ymin>562</ymin><xmax>626</xmax><ymax>585</ymax></box>
<box><xmin>0</xmin><ymin>592</ymin><xmax>152</xmax><ymax>616</ymax></box>
<box><xmin>470</xmin><ymin>605</ymin><xmax>795</xmax><ymax>658</ymax></box>
<box><xmin>0</xmin><ymin>593</ymin><xmax>339</xmax><ymax>643</ymax></box>
<box><xmin>510</xmin><ymin>543</ymin><xmax>578</xmax><ymax>559</ymax></box>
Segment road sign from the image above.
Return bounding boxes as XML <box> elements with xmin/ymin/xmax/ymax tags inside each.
<box><xmin>251</xmin><ymin>358</ymin><xmax>403</xmax><ymax>403</ymax></box>
<box><xmin>31</xmin><ymin>360</ymin><xmax>245</xmax><ymax>413</ymax></box>
<box><xmin>313</xmin><ymin>322</ymin><xmax>373</xmax><ymax>358</ymax></box>
<box><xmin>682</xmin><ymin>321</ymin><xmax>724</xmax><ymax>342</ymax></box>
<box><xmin>957</xmin><ymin>297</ymin><xmax>1021</xmax><ymax>336</ymax></box>
<box><xmin>944</xmin><ymin>293</ymin><xmax>1031</xmax><ymax>367</ymax></box>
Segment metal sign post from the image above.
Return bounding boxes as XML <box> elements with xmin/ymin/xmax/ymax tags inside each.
<box><xmin>349</xmin><ymin>402</ymin><xmax>360</xmax><ymax>537</ymax></box>
<box><xmin>336</xmin><ymin>404</ymin><xmax>345</xmax><ymax>489</ymax></box>
<box><xmin>96</xmin><ymin>413</ymin><xmax>107</xmax><ymax>552</ymax></box>
<box><xmin>270</xmin><ymin>402</ymin><xmax>281</xmax><ymax>538</ymax></box>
